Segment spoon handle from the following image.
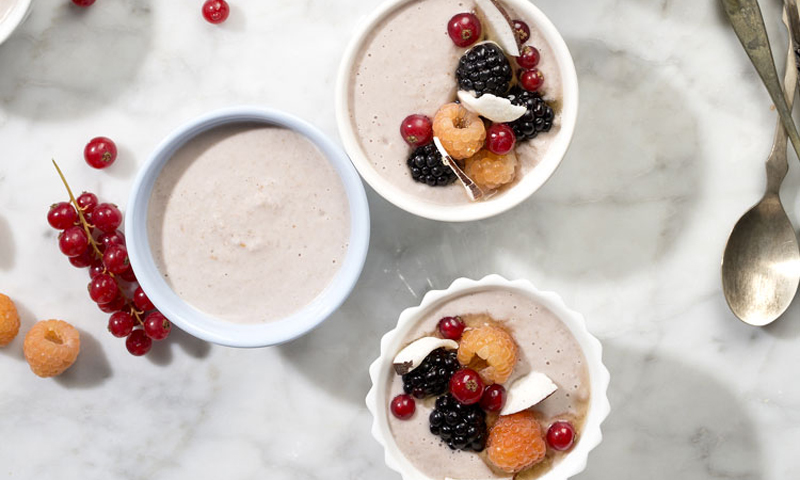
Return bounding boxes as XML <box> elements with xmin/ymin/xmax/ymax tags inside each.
<box><xmin>722</xmin><ymin>0</ymin><xmax>800</xmax><ymax>163</ymax></box>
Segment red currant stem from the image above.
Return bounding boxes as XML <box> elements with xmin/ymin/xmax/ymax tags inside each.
<box><xmin>52</xmin><ymin>159</ymin><xmax>103</xmax><ymax>258</ymax></box>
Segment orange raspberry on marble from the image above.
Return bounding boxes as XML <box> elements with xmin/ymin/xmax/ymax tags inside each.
<box><xmin>457</xmin><ymin>324</ymin><xmax>517</xmax><ymax>384</ymax></box>
<box><xmin>23</xmin><ymin>320</ymin><xmax>80</xmax><ymax>378</ymax></box>
<box><xmin>486</xmin><ymin>411</ymin><xmax>547</xmax><ymax>473</ymax></box>
<box><xmin>432</xmin><ymin>103</ymin><xmax>486</xmax><ymax>160</ymax></box>
<box><xmin>0</xmin><ymin>293</ymin><xmax>20</xmax><ymax>346</ymax></box>
<box><xmin>463</xmin><ymin>148</ymin><xmax>518</xmax><ymax>191</ymax></box>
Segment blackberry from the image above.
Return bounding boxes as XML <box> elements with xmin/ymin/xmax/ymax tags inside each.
<box><xmin>506</xmin><ymin>86</ymin><xmax>555</xmax><ymax>141</ymax></box>
<box><xmin>429</xmin><ymin>394</ymin><xmax>487</xmax><ymax>452</ymax></box>
<box><xmin>455</xmin><ymin>43</ymin><xmax>513</xmax><ymax>97</ymax></box>
<box><xmin>402</xmin><ymin>348</ymin><xmax>459</xmax><ymax>398</ymax></box>
<box><xmin>407</xmin><ymin>143</ymin><xmax>456</xmax><ymax>187</ymax></box>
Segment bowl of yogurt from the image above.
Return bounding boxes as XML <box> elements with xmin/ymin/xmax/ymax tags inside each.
<box><xmin>126</xmin><ymin>107</ymin><xmax>370</xmax><ymax>347</ymax></box>
<box><xmin>367</xmin><ymin>275</ymin><xmax>609</xmax><ymax>480</ymax></box>
<box><xmin>0</xmin><ymin>0</ymin><xmax>31</xmax><ymax>46</ymax></box>
<box><xmin>336</xmin><ymin>0</ymin><xmax>578</xmax><ymax>222</ymax></box>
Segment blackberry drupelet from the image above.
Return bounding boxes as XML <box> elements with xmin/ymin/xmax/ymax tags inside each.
<box><xmin>407</xmin><ymin>143</ymin><xmax>457</xmax><ymax>187</ymax></box>
<box><xmin>402</xmin><ymin>348</ymin><xmax>459</xmax><ymax>398</ymax></box>
<box><xmin>455</xmin><ymin>43</ymin><xmax>513</xmax><ymax>97</ymax></box>
<box><xmin>506</xmin><ymin>86</ymin><xmax>555</xmax><ymax>141</ymax></box>
<box><xmin>429</xmin><ymin>394</ymin><xmax>487</xmax><ymax>452</ymax></box>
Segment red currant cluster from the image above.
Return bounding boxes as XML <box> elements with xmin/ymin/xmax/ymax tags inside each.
<box><xmin>48</xmin><ymin>161</ymin><xmax>171</xmax><ymax>356</ymax></box>
<box><xmin>71</xmin><ymin>0</ymin><xmax>231</xmax><ymax>26</ymax></box>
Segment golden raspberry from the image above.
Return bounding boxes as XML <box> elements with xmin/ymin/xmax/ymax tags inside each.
<box><xmin>432</xmin><ymin>103</ymin><xmax>486</xmax><ymax>160</ymax></box>
<box><xmin>0</xmin><ymin>293</ymin><xmax>20</xmax><ymax>347</ymax></box>
<box><xmin>463</xmin><ymin>148</ymin><xmax>518</xmax><ymax>191</ymax></box>
<box><xmin>457</xmin><ymin>324</ymin><xmax>517</xmax><ymax>384</ymax></box>
<box><xmin>487</xmin><ymin>411</ymin><xmax>547</xmax><ymax>473</ymax></box>
<box><xmin>23</xmin><ymin>320</ymin><xmax>80</xmax><ymax>378</ymax></box>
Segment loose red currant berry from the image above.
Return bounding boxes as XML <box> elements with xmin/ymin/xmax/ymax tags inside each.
<box><xmin>400</xmin><ymin>114</ymin><xmax>434</xmax><ymax>148</ymax></box>
<box><xmin>71</xmin><ymin>0</ymin><xmax>96</xmax><ymax>6</ymax></box>
<box><xmin>68</xmin><ymin>250</ymin><xmax>94</xmax><ymax>268</ymax></box>
<box><xmin>59</xmin><ymin>226</ymin><xmax>89</xmax><ymax>257</ymax></box>
<box><xmin>448</xmin><ymin>13</ymin><xmax>482</xmax><ymax>48</ymax></box>
<box><xmin>133</xmin><ymin>286</ymin><xmax>154</xmax><ymax>311</ymax></box>
<box><xmin>126</xmin><ymin>329</ymin><xmax>152</xmax><ymax>356</ymax></box>
<box><xmin>486</xmin><ymin>123</ymin><xmax>516</xmax><ymax>155</ymax></box>
<box><xmin>449</xmin><ymin>368</ymin><xmax>484</xmax><ymax>405</ymax></box>
<box><xmin>47</xmin><ymin>202</ymin><xmax>78</xmax><ymax>230</ymax></box>
<box><xmin>98</xmin><ymin>230</ymin><xmax>126</xmax><ymax>251</ymax></box>
<box><xmin>98</xmin><ymin>295</ymin><xmax>126</xmax><ymax>314</ymax></box>
<box><xmin>519</xmin><ymin>68</ymin><xmax>545</xmax><ymax>92</ymax></box>
<box><xmin>202</xmin><ymin>0</ymin><xmax>230</xmax><ymax>24</ymax></box>
<box><xmin>479</xmin><ymin>384</ymin><xmax>506</xmax><ymax>412</ymax></box>
<box><xmin>437</xmin><ymin>316</ymin><xmax>465</xmax><ymax>340</ymax></box>
<box><xmin>89</xmin><ymin>273</ymin><xmax>118</xmax><ymax>304</ymax></box>
<box><xmin>547</xmin><ymin>421</ymin><xmax>576</xmax><ymax>451</ymax></box>
<box><xmin>512</xmin><ymin>20</ymin><xmax>531</xmax><ymax>43</ymax></box>
<box><xmin>92</xmin><ymin>203</ymin><xmax>123</xmax><ymax>233</ymax></box>
<box><xmin>516</xmin><ymin>45</ymin><xmax>540</xmax><ymax>70</ymax></box>
<box><xmin>76</xmin><ymin>192</ymin><xmax>98</xmax><ymax>214</ymax></box>
<box><xmin>103</xmin><ymin>244</ymin><xmax>130</xmax><ymax>275</ymax></box>
<box><xmin>144</xmin><ymin>311</ymin><xmax>171</xmax><ymax>340</ymax></box>
<box><xmin>108</xmin><ymin>311</ymin><xmax>135</xmax><ymax>338</ymax></box>
<box><xmin>390</xmin><ymin>394</ymin><xmax>416</xmax><ymax>420</ymax></box>
<box><xmin>84</xmin><ymin>137</ymin><xmax>117</xmax><ymax>169</ymax></box>
<box><xmin>88</xmin><ymin>260</ymin><xmax>105</xmax><ymax>279</ymax></box>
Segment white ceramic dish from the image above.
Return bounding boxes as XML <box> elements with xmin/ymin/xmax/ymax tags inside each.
<box><xmin>126</xmin><ymin>107</ymin><xmax>370</xmax><ymax>348</ymax></box>
<box><xmin>0</xmin><ymin>0</ymin><xmax>32</xmax><ymax>47</ymax></box>
<box><xmin>366</xmin><ymin>275</ymin><xmax>610</xmax><ymax>480</ymax></box>
<box><xmin>335</xmin><ymin>0</ymin><xmax>578</xmax><ymax>222</ymax></box>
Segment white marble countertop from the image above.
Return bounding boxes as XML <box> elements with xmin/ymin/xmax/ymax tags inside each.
<box><xmin>0</xmin><ymin>0</ymin><xmax>797</xmax><ymax>478</ymax></box>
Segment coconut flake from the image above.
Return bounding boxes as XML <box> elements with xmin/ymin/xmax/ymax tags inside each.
<box><xmin>475</xmin><ymin>0</ymin><xmax>521</xmax><ymax>56</ymax></box>
<box><xmin>393</xmin><ymin>337</ymin><xmax>459</xmax><ymax>375</ymax></box>
<box><xmin>499</xmin><ymin>371</ymin><xmax>558</xmax><ymax>416</ymax></box>
<box><xmin>457</xmin><ymin>90</ymin><xmax>526</xmax><ymax>123</ymax></box>
<box><xmin>433</xmin><ymin>137</ymin><xmax>485</xmax><ymax>201</ymax></box>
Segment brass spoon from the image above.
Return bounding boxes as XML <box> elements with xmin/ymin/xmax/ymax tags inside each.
<box><xmin>722</xmin><ymin>5</ymin><xmax>800</xmax><ymax>326</ymax></box>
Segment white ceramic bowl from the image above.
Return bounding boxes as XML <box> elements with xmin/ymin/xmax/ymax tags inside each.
<box><xmin>335</xmin><ymin>0</ymin><xmax>578</xmax><ymax>222</ymax></box>
<box><xmin>126</xmin><ymin>107</ymin><xmax>370</xmax><ymax>348</ymax></box>
<box><xmin>0</xmin><ymin>0</ymin><xmax>32</xmax><ymax>47</ymax></box>
<box><xmin>366</xmin><ymin>275</ymin><xmax>610</xmax><ymax>480</ymax></box>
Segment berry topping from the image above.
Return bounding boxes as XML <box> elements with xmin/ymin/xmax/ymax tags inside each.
<box><xmin>47</xmin><ymin>202</ymin><xmax>78</xmax><ymax>230</ymax></box>
<box><xmin>487</xmin><ymin>411</ymin><xmax>547</xmax><ymax>473</ymax></box>
<box><xmin>516</xmin><ymin>45</ymin><xmax>540</xmax><ymax>70</ymax></box>
<box><xmin>455</xmin><ymin>43</ymin><xmax>513</xmax><ymax>97</ymax></box>
<box><xmin>546</xmin><ymin>421</ymin><xmax>576</xmax><ymax>451</ymax></box>
<box><xmin>92</xmin><ymin>203</ymin><xmax>123</xmax><ymax>233</ymax></box>
<box><xmin>512</xmin><ymin>20</ymin><xmax>531</xmax><ymax>44</ymax></box>
<box><xmin>457</xmin><ymin>324</ymin><xmax>518</xmax><ymax>384</ymax></box>
<box><xmin>390</xmin><ymin>394</ymin><xmax>416</xmax><ymax>420</ymax></box>
<box><xmin>0</xmin><ymin>293</ymin><xmax>20</xmax><ymax>347</ymax></box>
<box><xmin>449</xmin><ymin>368</ymin><xmax>484</xmax><ymax>405</ymax></box>
<box><xmin>402</xmin><ymin>348</ymin><xmax>460</xmax><ymax>398</ymax></box>
<box><xmin>519</xmin><ymin>68</ymin><xmax>545</xmax><ymax>92</ymax></box>
<box><xmin>202</xmin><ymin>0</ymin><xmax>230</xmax><ymax>24</ymax></box>
<box><xmin>58</xmin><ymin>226</ymin><xmax>89</xmax><ymax>257</ymax></box>
<box><xmin>108</xmin><ymin>311</ymin><xmax>136</xmax><ymax>338</ymax></box>
<box><xmin>23</xmin><ymin>320</ymin><xmax>81</xmax><ymax>377</ymax></box>
<box><xmin>102</xmin><ymin>244</ymin><xmax>130</xmax><ymax>275</ymax></box>
<box><xmin>125</xmin><ymin>329</ymin><xmax>152</xmax><ymax>356</ymax></box>
<box><xmin>447</xmin><ymin>13</ymin><xmax>482</xmax><ymax>48</ymax></box>
<box><xmin>464</xmin><ymin>148</ymin><xmax>518</xmax><ymax>191</ymax></box>
<box><xmin>506</xmin><ymin>87</ymin><xmax>554</xmax><ymax>142</ymax></box>
<box><xmin>89</xmin><ymin>273</ymin><xmax>119</xmax><ymax>305</ymax></box>
<box><xmin>407</xmin><ymin>143</ymin><xmax>457</xmax><ymax>187</ymax></box>
<box><xmin>437</xmin><ymin>316</ymin><xmax>465</xmax><ymax>340</ymax></box>
<box><xmin>144</xmin><ymin>311</ymin><xmax>171</xmax><ymax>340</ymax></box>
<box><xmin>76</xmin><ymin>192</ymin><xmax>98</xmax><ymax>214</ymax></box>
<box><xmin>84</xmin><ymin>137</ymin><xmax>117</xmax><ymax>170</ymax></box>
<box><xmin>400</xmin><ymin>114</ymin><xmax>434</xmax><ymax>148</ymax></box>
<box><xmin>486</xmin><ymin>123</ymin><xmax>516</xmax><ymax>155</ymax></box>
<box><xmin>432</xmin><ymin>103</ymin><xmax>486</xmax><ymax>160</ymax></box>
<box><xmin>479</xmin><ymin>384</ymin><xmax>507</xmax><ymax>412</ymax></box>
<box><xmin>429</xmin><ymin>394</ymin><xmax>487</xmax><ymax>451</ymax></box>
<box><xmin>133</xmin><ymin>286</ymin><xmax>155</xmax><ymax>312</ymax></box>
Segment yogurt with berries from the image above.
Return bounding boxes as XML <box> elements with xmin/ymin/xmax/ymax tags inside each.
<box><xmin>385</xmin><ymin>288</ymin><xmax>590</xmax><ymax>480</ymax></box>
<box><xmin>345</xmin><ymin>0</ymin><xmax>563</xmax><ymax>207</ymax></box>
<box><xmin>147</xmin><ymin>123</ymin><xmax>351</xmax><ymax>325</ymax></box>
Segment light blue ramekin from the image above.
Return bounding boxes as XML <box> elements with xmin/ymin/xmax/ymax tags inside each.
<box><xmin>126</xmin><ymin>107</ymin><xmax>370</xmax><ymax>348</ymax></box>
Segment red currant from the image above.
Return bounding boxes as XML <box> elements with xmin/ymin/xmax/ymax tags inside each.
<box><xmin>98</xmin><ymin>295</ymin><xmax>126</xmax><ymax>314</ymax></box>
<box><xmin>144</xmin><ymin>311</ymin><xmax>171</xmax><ymax>340</ymax></box>
<box><xmin>108</xmin><ymin>311</ymin><xmax>135</xmax><ymax>338</ymax></box>
<box><xmin>447</xmin><ymin>13</ymin><xmax>482</xmax><ymax>48</ymax></box>
<box><xmin>202</xmin><ymin>0</ymin><xmax>230</xmax><ymax>24</ymax></box>
<box><xmin>449</xmin><ymin>368</ymin><xmax>484</xmax><ymax>405</ymax></box>
<box><xmin>89</xmin><ymin>260</ymin><xmax>105</xmax><ymax>279</ymax></box>
<box><xmin>516</xmin><ymin>45</ymin><xmax>540</xmax><ymax>70</ymax></box>
<box><xmin>437</xmin><ymin>316</ymin><xmax>465</xmax><ymax>340</ymax></box>
<box><xmin>89</xmin><ymin>273</ymin><xmax>118</xmax><ymax>304</ymax></box>
<box><xmin>547</xmin><ymin>421</ymin><xmax>576</xmax><ymax>451</ymax></box>
<box><xmin>519</xmin><ymin>68</ymin><xmax>545</xmax><ymax>92</ymax></box>
<box><xmin>479</xmin><ymin>384</ymin><xmax>506</xmax><ymax>412</ymax></box>
<box><xmin>126</xmin><ymin>329</ymin><xmax>152</xmax><ymax>356</ymax></box>
<box><xmin>118</xmin><ymin>268</ymin><xmax>137</xmax><ymax>283</ymax></box>
<box><xmin>47</xmin><ymin>202</ymin><xmax>77</xmax><ymax>230</ymax></box>
<box><xmin>71</xmin><ymin>0</ymin><xmax>96</xmax><ymax>6</ymax></box>
<box><xmin>92</xmin><ymin>203</ymin><xmax>123</xmax><ymax>233</ymax></box>
<box><xmin>59</xmin><ymin>226</ymin><xmax>89</xmax><ymax>257</ymax></box>
<box><xmin>486</xmin><ymin>123</ymin><xmax>516</xmax><ymax>155</ymax></box>
<box><xmin>68</xmin><ymin>250</ymin><xmax>94</xmax><ymax>268</ymax></box>
<box><xmin>133</xmin><ymin>286</ymin><xmax>154</xmax><ymax>311</ymax></box>
<box><xmin>98</xmin><ymin>230</ymin><xmax>126</xmax><ymax>251</ymax></box>
<box><xmin>84</xmin><ymin>137</ymin><xmax>117</xmax><ymax>169</ymax></box>
<box><xmin>390</xmin><ymin>394</ymin><xmax>416</xmax><ymax>420</ymax></box>
<box><xmin>512</xmin><ymin>20</ymin><xmax>531</xmax><ymax>43</ymax></box>
<box><xmin>76</xmin><ymin>192</ymin><xmax>98</xmax><ymax>214</ymax></box>
<box><xmin>103</xmin><ymin>244</ymin><xmax>130</xmax><ymax>275</ymax></box>
<box><xmin>400</xmin><ymin>114</ymin><xmax>434</xmax><ymax>148</ymax></box>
